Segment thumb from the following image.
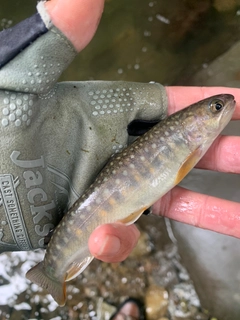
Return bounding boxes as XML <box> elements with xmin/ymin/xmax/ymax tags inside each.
<box><xmin>88</xmin><ymin>223</ymin><xmax>140</xmax><ymax>263</ymax></box>
<box><xmin>45</xmin><ymin>0</ymin><xmax>105</xmax><ymax>51</ymax></box>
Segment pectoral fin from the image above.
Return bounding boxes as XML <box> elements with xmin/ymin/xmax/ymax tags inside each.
<box><xmin>117</xmin><ymin>208</ymin><xmax>146</xmax><ymax>225</ymax></box>
<box><xmin>65</xmin><ymin>256</ymin><xmax>94</xmax><ymax>281</ymax></box>
<box><xmin>175</xmin><ymin>147</ymin><xmax>202</xmax><ymax>185</ymax></box>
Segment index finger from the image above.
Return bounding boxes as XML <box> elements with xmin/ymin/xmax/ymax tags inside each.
<box><xmin>153</xmin><ymin>186</ymin><xmax>240</xmax><ymax>239</ymax></box>
<box><xmin>166</xmin><ymin>86</ymin><xmax>240</xmax><ymax>119</ymax></box>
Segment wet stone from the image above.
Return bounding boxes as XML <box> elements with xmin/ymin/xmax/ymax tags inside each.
<box><xmin>145</xmin><ymin>285</ymin><xmax>169</xmax><ymax>319</ymax></box>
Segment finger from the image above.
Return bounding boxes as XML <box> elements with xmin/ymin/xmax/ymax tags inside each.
<box><xmin>152</xmin><ymin>186</ymin><xmax>240</xmax><ymax>238</ymax></box>
<box><xmin>196</xmin><ymin>135</ymin><xmax>240</xmax><ymax>173</ymax></box>
<box><xmin>166</xmin><ymin>86</ymin><xmax>240</xmax><ymax>119</ymax></box>
<box><xmin>88</xmin><ymin>223</ymin><xmax>140</xmax><ymax>263</ymax></box>
<box><xmin>45</xmin><ymin>0</ymin><xmax>105</xmax><ymax>51</ymax></box>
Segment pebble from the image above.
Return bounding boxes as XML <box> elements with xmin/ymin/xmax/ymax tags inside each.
<box><xmin>145</xmin><ymin>285</ymin><xmax>169</xmax><ymax>319</ymax></box>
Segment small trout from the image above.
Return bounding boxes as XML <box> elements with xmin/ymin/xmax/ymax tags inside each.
<box><xmin>26</xmin><ymin>94</ymin><xmax>235</xmax><ymax>306</ymax></box>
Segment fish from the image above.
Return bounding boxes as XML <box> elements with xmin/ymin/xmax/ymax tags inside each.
<box><xmin>26</xmin><ymin>94</ymin><xmax>235</xmax><ymax>306</ymax></box>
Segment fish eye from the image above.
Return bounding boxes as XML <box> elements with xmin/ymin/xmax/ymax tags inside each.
<box><xmin>209</xmin><ymin>99</ymin><xmax>224</xmax><ymax>113</ymax></box>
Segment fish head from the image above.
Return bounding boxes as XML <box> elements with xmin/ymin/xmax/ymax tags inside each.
<box><xmin>201</xmin><ymin>93</ymin><xmax>235</xmax><ymax>132</ymax></box>
<box><xmin>181</xmin><ymin>94</ymin><xmax>235</xmax><ymax>153</ymax></box>
<box><xmin>172</xmin><ymin>94</ymin><xmax>235</xmax><ymax>185</ymax></box>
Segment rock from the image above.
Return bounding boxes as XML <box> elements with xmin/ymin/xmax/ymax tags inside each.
<box><xmin>96</xmin><ymin>298</ymin><xmax>117</xmax><ymax>320</ymax></box>
<box><xmin>213</xmin><ymin>0</ymin><xmax>237</xmax><ymax>11</ymax></box>
<box><xmin>130</xmin><ymin>228</ymin><xmax>152</xmax><ymax>258</ymax></box>
<box><xmin>145</xmin><ymin>285</ymin><xmax>169</xmax><ymax>319</ymax></box>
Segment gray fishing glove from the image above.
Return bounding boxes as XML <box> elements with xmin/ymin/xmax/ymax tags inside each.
<box><xmin>0</xmin><ymin>2</ymin><xmax>167</xmax><ymax>253</ymax></box>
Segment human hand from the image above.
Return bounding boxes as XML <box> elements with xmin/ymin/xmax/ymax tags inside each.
<box><xmin>89</xmin><ymin>86</ymin><xmax>240</xmax><ymax>262</ymax></box>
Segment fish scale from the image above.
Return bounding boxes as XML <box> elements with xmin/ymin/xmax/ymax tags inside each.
<box><xmin>26</xmin><ymin>94</ymin><xmax>235</xmax><ymax>306</ymax></box>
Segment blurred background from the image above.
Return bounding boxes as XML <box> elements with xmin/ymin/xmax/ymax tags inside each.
<box><xmin>0</xmin><ymin>0</ymin><xmax>240</xmax><ymax>319</ymax></box>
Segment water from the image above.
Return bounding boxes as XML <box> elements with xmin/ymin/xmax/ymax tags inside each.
<box><xmin>1</xmin><ymin>0</ymin><xmax>240</xmax><ymax>83</ymax></box>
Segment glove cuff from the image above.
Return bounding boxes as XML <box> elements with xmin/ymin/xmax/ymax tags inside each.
<box><xmin>0</xmin><ymin>13</ymin><xmax>48</xmax><ymax>69</ymax></box>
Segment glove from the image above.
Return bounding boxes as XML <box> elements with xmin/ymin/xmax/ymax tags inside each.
<box><xmin>0</xmin><ymin>2</ymin><xmax>167</xmax><ymax>253</ymax></box>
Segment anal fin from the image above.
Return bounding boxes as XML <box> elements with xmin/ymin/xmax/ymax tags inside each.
<box><xmin>117</xmin><ymin>208</ymin><xmax>146</xmax><ymax>225</ymax></box>
<box><xmin>65</xmin><ymin>256</ymin><xmax>94</xmax><ymax>282</ymax></box>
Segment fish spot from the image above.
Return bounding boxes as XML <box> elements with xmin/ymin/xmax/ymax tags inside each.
<box><xmin>151</xmin><ymin>143</ymin><xmax>157</xmax><ymax>149</ymax></box>
<box><xmin>80</xmin><ymin>213</ymin><xmax>86</xmax><ymax>220</ymax></box>
<box><xmin>103</xmin><ymin>189</ymin><xmax>111</xmax><ymax>196</ymax></box>
<box><xmin>56</xmin><ymin>244</ymin><xmax>61</xmax><ymax>250</ymax></box>
<box><xmin>100</xmin><ymin>210</ymin><xmax>107</xmax><ymax>217</ymax></box>
<box><xmin>76</xmin><ymin>229</ymin><xmax>82</xmax><ymax>236</ymax></box>
<box><xmin>96</xmin><ymin>198</ymin><xmax>102</xmax><ymax>205</ymax></box>
<box><xmin>67</xmin><ymin>227</ymin><xmax>73</xmax><ymax>233</ymax></box>
<box><xmin>109</xmin><ymin>198</ymin><xmax>116</xmax><ymax>206</ymax></box>
<box><xmin>123</xmin><ymin>170</ymin><xmax>128</xmax><ymax>176</ymax></box>
<box><xmin>87</xmin><ymin>225</ymin><xmax>92</xmax><ymax>233</ymax></box>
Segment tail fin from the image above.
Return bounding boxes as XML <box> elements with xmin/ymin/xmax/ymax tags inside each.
<box><xmin>26</xmin><ymin>262</ymin><xmax>66</xmax><ymax>307</ymax></box>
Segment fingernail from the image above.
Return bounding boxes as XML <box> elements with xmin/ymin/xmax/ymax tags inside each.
<box><xmin>96</xmin><ymin>235</ymin><xmax>121</xmax><ymax>257</ymax></box>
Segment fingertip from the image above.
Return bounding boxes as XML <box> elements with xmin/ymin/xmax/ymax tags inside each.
<box><xmin>89</xmin><ymin>223</ymin><xmax>140</xmax><ymax>263</ymax></box>
<box><xmin>45</xmin><ymin>0</ymin><xmax>105</xmax><ymax>51</ymax></box>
